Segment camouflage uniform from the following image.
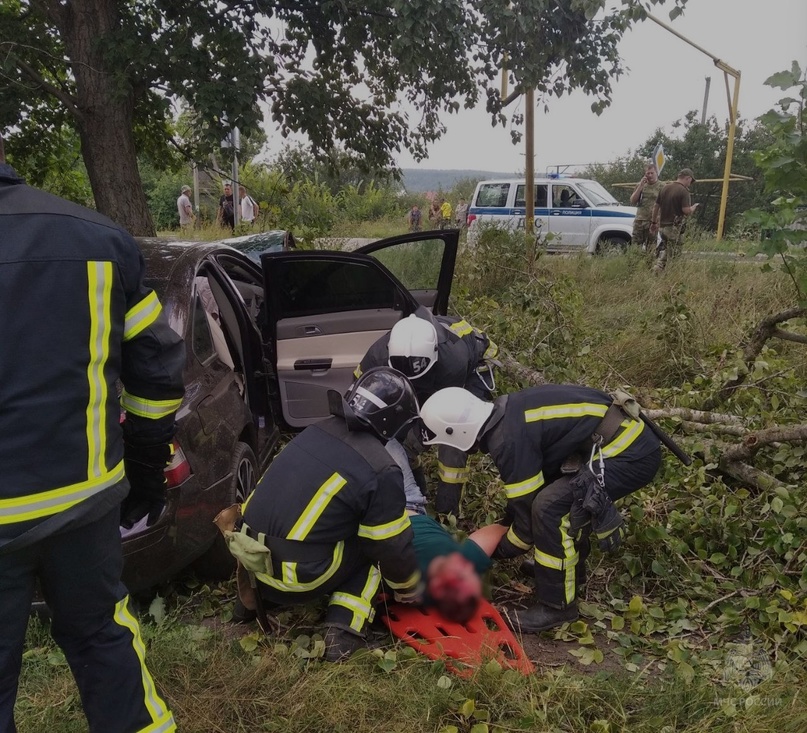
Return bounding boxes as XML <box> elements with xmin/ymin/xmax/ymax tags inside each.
<box><xmin>631</xmin><ymin>180</ymin><xmax>663</xmax><ymax>251</ymax></box>
<box><xmin>654</xmin><ymin>182</ymin><xmax>691</xmax><ymax>272</ymax></box>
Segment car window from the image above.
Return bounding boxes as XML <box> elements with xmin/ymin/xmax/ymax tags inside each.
<box><xmin>552</xmin><ymin>185</ymin><xmax>581</xmax><ymax>207</ymax></box>
<box><xmin>191</xmin><ymin>294</ymin><xmax>216</xmax><ymax>364</ymax></box>
<box><xmin>576</xmin><ymin>180</ymin><xmax>619</xmax><ymax>206</ymax></box>
<box><xmin>273</xmin><ymin>258</ymin><xmax>398</xmax><ymax>319</ymax></box>
<box><xmin>368</xmin><ymin>237</ymin><xmax>445</xmax><ymax>291</ymax></box>
<box><xmin>514</xmin><ymin>184</ymin><xmax>548</xmax><ymax>208</ymax></box>
<box><xmin>475</xmin><ymin>183</ymin><xmax>510</xmax><ymax>208</ymax></box>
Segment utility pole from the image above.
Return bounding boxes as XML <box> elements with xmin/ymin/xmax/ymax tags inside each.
<box><xmin>701</xmin><ymin>76</ymin><xmax>711</xmax><ymax>124</ymax></box>
<box><xmin>525</xmin><ymin>88</ymin><xmax>535</xmax><ymax>235</ymax></box>
<box><xmin>647</xmin><ymin>14</ymin><xmax>740</xmax><ymax>241</ymax></box>
<box><xmin>230</xmin><ymin>126</ymin><xmax>240</xmax><ymax>228</ymax></box>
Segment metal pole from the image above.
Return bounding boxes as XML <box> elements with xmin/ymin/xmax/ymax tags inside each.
<box><xmin>231</xmin><ymin>127</ymin><xmax>240</xmax><ymax>229</ymax></box>
<box><xmin>192</xmin><ymin>163</ymin><xmax>200</xmax><ymax>220</ymax></box>
<box><xmin>716</xmin><ymin>71</ymin><xmax>741</xmax><ymax>241</ymax></box>
<box><xmin>701</xmin><ymin>76</ymin><xmax>711</xmax><ymax>125</ymax></box>
<box><xmin>525</xmin><ymin>88</ymin><xmax>535</xmax><ymax>235</ymax></box>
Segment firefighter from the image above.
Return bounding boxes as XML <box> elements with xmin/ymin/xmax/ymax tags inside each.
<box><xmin>234</xmin><ymin>367</ymin><xmax>424</xmax><ymax>661</ymax></box>
<box><xmin>0</xmin><ymin>140</ymin><xmax>185</xmax><ymax>732</ymax></box>
<box><xmin>420</xmin><ymin>384</ymin><xmax>661</xmax><ymax>633</ymax></box>
<box><xmin>354</xmin><ymin>307</ymin><xmax>497</xmax><ymax>516</ymax></box>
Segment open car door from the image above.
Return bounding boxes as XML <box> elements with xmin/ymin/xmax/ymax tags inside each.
<box><xmin>261</xmin><ymin>230</ymin><xmax>458</xmax><ymax>429</ymax></box>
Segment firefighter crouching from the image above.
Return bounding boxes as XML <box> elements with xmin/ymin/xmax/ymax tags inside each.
<box><xmin>420</xmin><ymin>384</ymin><xmax>661</xmax><ymax>633</ymax></box>
<box><xmin>355</xmin><ymin>307</ymin><xmax>497</xmax><ymax>517</ymax></box>
<box><xmin>218</xmin><ymin>367</ymin><xmax>424</xmax><ymax>662</ymax></box>
<box><xmin>0</xmin><ymin>148</ymin><xmax>185</xmax><ymax>732</ymax></box>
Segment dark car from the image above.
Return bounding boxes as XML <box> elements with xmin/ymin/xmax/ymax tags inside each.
<box><xmin>121</xmin><ymin>230</ymin><xmax>458</xmax><ymax>591</ymax></box>
<box><xmin>220</xmin><ymin>230</ymin><xmax>297</xmax><ymax>263</ymax></box>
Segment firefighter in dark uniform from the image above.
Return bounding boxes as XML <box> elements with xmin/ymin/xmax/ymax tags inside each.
<box><xmin>236</xmin><ymin>368</ymin><xmax>423</xmax><ymax>661</ymax></box>
<box><xmin>420</xmin><ymin>384</ymin><xmax>661</xmax><ymax>632</ymax></box>
<box><xmin>354</xmin><ymin>307</ymin><xmax>497</xmax><ymax>516</ymax></box>
<box><xmin>0</xmin><ymin>146</ymin><xmax>185</xmax><ymax>732</ymax></box>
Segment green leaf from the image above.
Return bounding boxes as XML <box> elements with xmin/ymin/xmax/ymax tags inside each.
<box><xmin>239</xmin><ymin>633</ymin><xmax>260</xmax><ymax>653</ymax></box>
<box><xmin>460</xmin><ymin>699</ymin><xmax>475</xmax><ymax>718</ymax></box>
<box><xmin>148</xmin><ymin>595</ymin><xmax>166</xmax><ymax>625</ymax></box>
<box><xmin>437</xmin><ymin>675</ymin><xmax>453</xmax><ymax>689</ymax></box>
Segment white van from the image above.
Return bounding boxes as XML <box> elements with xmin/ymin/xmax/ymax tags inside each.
<box><xmin>467</xmin><ymin>177</ymin><xmax>636</xmax><ymax>254</ymax></box>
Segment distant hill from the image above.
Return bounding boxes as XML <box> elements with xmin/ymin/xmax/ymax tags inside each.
<box><xmin>401</xmin><ymin>168</ymin><xmax>517</xmax><ymax>192</ymax></box>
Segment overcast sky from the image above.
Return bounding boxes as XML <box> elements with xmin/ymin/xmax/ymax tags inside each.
<box><xmin>395</xmin><ymin>0</ymin><xmax>807</xmax><ymax>173</ymax></box>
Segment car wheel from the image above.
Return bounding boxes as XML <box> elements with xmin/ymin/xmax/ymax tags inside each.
<box><xmin>193</xmin><ymin>441</ymin><xmax>258</xmax><ymax>580</ymax></box>
<box><xmin>596</xmin><ymin>235</ymin><xmax>629</xmax><ymax>256</ymax></box>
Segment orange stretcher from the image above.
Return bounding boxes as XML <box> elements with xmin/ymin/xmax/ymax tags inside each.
<box><xmin>379</xmin><ymin>599</ymin><xmax>534</xmax><ymax>677</ymax></box>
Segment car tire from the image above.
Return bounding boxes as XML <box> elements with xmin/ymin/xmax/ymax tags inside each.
<box><xmin>193</xmin><ymin>441</ymin><xmax>258</xmax><ymax>580</ymax></box>
<box><xmin>596</xmin><ymin>235</ymin><xmax>630</xmax><ymax>256</ymax></box>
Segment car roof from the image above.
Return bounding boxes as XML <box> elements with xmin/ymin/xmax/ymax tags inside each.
<box><xmin>474</xmin><ymin>178</ymin><xmax>586</xmax><ymax>186</ymax></box>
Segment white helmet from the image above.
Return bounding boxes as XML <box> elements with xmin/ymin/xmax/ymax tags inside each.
<box><xmin>388</xmin><ymin>314</ymin><xmax>439</xmax><ymax>380</ymax></box>
<box><xmin>420</xmin><ymin>387</ymin><xmax>494</xmax><ymax>452</ymax></box>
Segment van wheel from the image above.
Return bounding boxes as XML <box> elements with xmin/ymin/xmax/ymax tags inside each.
<box><xmin>596</xmin><ymin>235</ymin><xmax>630</xmax><ymax>256</ymax></box>
<box><xmin>193</xmin><ymin>442</ymin><xmax>258</xmax><ymax>580</ymax></box>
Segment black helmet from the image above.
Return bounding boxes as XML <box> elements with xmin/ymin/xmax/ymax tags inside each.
<box><xmin>343</xmin><ymin>367</ymin><xmax>419</xmax><ymax>440</ymax></box>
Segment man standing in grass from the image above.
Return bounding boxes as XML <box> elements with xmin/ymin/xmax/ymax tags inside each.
<box><xmin>177</xmin><ymin>184</ymin><xmax>194</xmax><ymax>231</ymax></box>
<box><xmin>650</xmin><ymin>168</ymin><xmax>699</xmax><ymax>272</ymax></box>
<box><xmin>629</xmin><ymin>164</ymin><xmax>662</xmax><ymax>252</ymax></box>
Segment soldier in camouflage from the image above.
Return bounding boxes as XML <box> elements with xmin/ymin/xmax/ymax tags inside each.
<box><xmin>629</xmin><ymin>163</ymin><xmax>663</xmax><ymax>252</ymax></box>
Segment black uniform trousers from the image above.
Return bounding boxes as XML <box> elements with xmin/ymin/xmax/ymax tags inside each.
<box><xmin>256</xmin><ymin>538</ymin><xmax>382</xmax><ymax>636</ymax></box>
<box><xmin>530</xmin><ymin>446</ymin><xmax>662</xmax><ymax>609</ymax></box>
<box><xmin>0</xmin><ymin>508</ymin><xmax>175</xmax><ymax>733</ymax></box>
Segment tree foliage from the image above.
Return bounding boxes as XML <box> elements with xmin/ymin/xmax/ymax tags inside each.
<box><xmin>581</xmin><ymin>112</ymin><xmax>773</xmax><ymax>235</ymax></box>
<box><xmin>1</xmin><ymin>0</ymin><xmax>686</xmax><ymax>234</ymax></box>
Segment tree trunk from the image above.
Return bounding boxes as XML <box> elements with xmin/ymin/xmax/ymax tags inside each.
<box><xmin>54</xmin><ymin>0</ymin><xmax>155</xmax><ymax>236</ymax></box>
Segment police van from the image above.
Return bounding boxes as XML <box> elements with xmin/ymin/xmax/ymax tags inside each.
<box><xmin>467</xmin><ymin>176</ymin><xmax>636</xmax><ymax>254</ymax></box>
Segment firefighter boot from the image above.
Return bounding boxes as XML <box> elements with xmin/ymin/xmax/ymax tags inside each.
<box><xmin>324</xmin><ymin>625</ymin><xmax>367</xmax><ymax>662</ymax></box>
<box><xmin>504</xmin><ymin>602</ymin><xmax>579</xmax><ymax>634</ymax></box>
<box><xmin>434</xmin><ymin>482</ymin><xmax>462</xmax><ymax>517</ymax></box>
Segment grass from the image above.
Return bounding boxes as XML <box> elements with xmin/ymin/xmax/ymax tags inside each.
<box><xmin>15</xmin><ymin>609</ymin><xmax>807</xmax><ymax>732</ymax></box>
<box><xmin>14</xmin><ymin>230</ymin><xmax>806</xmax><ymax>732</ymax></box>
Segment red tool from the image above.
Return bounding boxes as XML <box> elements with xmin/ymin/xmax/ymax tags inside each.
<box><xmin>379</xmin><ymin>600</ymin><xmax>534</xmax><ymax>677</ymax></box>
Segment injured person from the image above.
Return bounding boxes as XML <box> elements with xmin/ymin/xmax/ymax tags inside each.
<box><xmin>385</xmin><ymin>438</ymin><xmax>507</xmax><ymax>622</ymax></box>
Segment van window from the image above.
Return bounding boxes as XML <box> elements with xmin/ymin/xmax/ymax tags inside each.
<box><xmin>552</xmin><ymin>185</ymin><xmax>582</xmax><ymax>208</ymax></box>
<box><xmin>475</xmin><ymin>183</ymin><xmax>510</xmax><ymax>208</ymax></box>
<box><xmin>514</xmin><ymin>184</ymin><xmax>548</xmax><ymax>208</ymax></box>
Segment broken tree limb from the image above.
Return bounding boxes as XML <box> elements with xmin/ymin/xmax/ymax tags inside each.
<box><xmin>705</xmin><ymin>306</ymin><xmax>806</xmax><ymax>409</ymax></box>
<box><xmin>499</xmin><ymin>351</ymin><xmax>546</xmax><ymax>385</ymax></box>
<box><xmin>720</xmin><ymin>424</ymin><xmax>807</xmax><ymax>462</ymax></box>
<box><xmin>644</xmin><ymin>408</ymin><xmax>746</xmax><ymax>426</ymax></box>
<box><xmin>676</xmin><ymin>420</ymin><xmax>747</xmax><ymax>437</ymax></box>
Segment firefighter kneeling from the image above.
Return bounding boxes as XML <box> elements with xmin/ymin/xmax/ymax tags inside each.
<box><xmin>420</xmin><ymin>384</ymin><xmax>662</xmax><ymax>633</ymax></box>
<box><xmin>218</xmin><ymin>367</ymin><xmax>424</xmax><ymax>661</ymax></box>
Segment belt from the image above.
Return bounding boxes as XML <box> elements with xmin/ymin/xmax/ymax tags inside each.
<box><xmin>238</xmin><ymin>521</ymin><xmax>335</xmax><ymax>564</ymax></box>
<box><xmin>591</xmin><ymin>402</ymin><xmax>628</xmax><ymax>447</ymax></box>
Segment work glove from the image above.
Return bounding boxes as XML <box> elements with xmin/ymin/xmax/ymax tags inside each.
<box><xmin>121</xmin><ymin>441</ymin><xmax>172</xmax><ymax>529</ymax></box>
<box><xmin>576</xmin><ymin>474</ymin><xmax>625</xmax><ymax>554</ymax></box>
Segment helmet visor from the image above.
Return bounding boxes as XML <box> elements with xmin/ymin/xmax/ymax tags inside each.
<box><xmin>389</xmin><ymin>354</ymin><xmax>432</xmax><ymax>379</ymax></box>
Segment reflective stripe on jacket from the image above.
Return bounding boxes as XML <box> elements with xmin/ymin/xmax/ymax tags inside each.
<box><xmin>242</xmin><ymin>416</ymin><xmax>420</xmax><ymax>594</ymax></box>
<box><xmin>0</xmin><ymin>169</ymin><xmax>185</xmax><ymax>544</ymax></box>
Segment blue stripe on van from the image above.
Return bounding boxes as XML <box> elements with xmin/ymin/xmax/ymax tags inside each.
<box><xmin>469</xmin><ymin>207</ymin><xmax>633</xmax><ymax>219</ymax></box>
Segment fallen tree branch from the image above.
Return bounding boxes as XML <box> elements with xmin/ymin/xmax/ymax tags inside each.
<box><xmin>675</xmin><ymin>420</ymin><xmax>746</xmax><ymax>437</ymax></box>
<box><xmin>772</xmin><ymin>328</ymin><xmax>807</xmax><ymax>345</ymax></box>
<box><xmin>499</xmin><ymin>351</ymin><xmax>546</xmax><ymax>385</ymax></box>
<box><xmin>644</xmin><ymin>408</ymin><xmax>746</xmax><ymax>426</ymax></box>
<box><xmin>704</xmin><ymin>306</ymin><xmax>806</xmax><ymax>409</ymax></box>
<box><xmin>720</xmin><ymin>424</ymin><xmax>807</xmax><ymax>462</ymax></box>
<box><xmin>718</xmin><ymin>459</ymin><xmax>785</xmax><ymax>492</ymax></box>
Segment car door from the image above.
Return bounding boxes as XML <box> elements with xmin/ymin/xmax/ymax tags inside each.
<box><xmin>261</xmin><ymin>230</ymin><xmax>458</xmax><ymax>428</ymax></box>
<box><xmin>547</xmin><ymin>183</ymin><xmax>592</xmax><ymax>249</ymax></box>
<box><xmin>512</xmin><ymin>183</ymin><xmax>549</xmax><ymax>239</ymax></box>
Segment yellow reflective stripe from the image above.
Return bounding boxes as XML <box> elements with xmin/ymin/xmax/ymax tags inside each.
<box><xmin>507</xmin><ymin>526</ymin><xmax>532</xmax><ymax>551</ymax></box>
<box><xmin>287</xmin><ymin>472</ymin><xmax>347</xmax><ymax>541</ymax></box>
<box><xmin>0</xmin><ymin>461</ymin><xmax>125</xmax><ymax>525</ymax></box>
<box><xmin>524</xmin><ymin>403</ymin><xmax>608</xmax><ymax>423</ymax></box>
<box><xmin>137</xmin><ymin>711</ymin><xmax>177</xmax><ymax>733</ymax></box>
<box><xmin>123</xmin><ymin>291</ymin><xmax>162</xmax><ymax>342</ymax></box>
<box><xmin>113</xmin><ymin>596</ymin><xmax>174</xmax><ymax>728</ymax></box>
<box><xmin>282</xmin><ymin>562</ymin><xmax>298</xmax><ymax>585</ymax></box>
<box><xmin>358</xmin><ymin>510</ymin><xmax>410</xmax><ymax>541</ymax></box>
<box><xmin>534</xmin><ymin>549</ymin><xmax>564</xmax><ymax>570</ymax></box>
<box><xmin>86</xmin><ymin>262</ymin><xmax>112</xmax><ymax>479</ymax></box>
<box><xmin>483</xmin><ymin>337</ymin><xmax>499</xmax><ymax>359</ymax></box>
<box><xmin>121</xmin><ymin>391</ymin><xmax>183</xmax><ymax>420</ymax></box>
<box><xmin>384</xmin><ymin>568</ymin><xmax>421</xmax><ymax>590</ymax></box>
<box><xmin>504</xmin><ymin>471</ymin><xmax>544</xmax><ymax>499</ymax></box>
<box><xmin>449</xmin><ymin>320</ymin><xmax>474</xmax><ymax>337</ymax></box>
<box><xmin>559</xmin><ymin>513</ymin><xmax>577</xmax><ymax>605</ymax></box>
<box><xmin>331</xmin><ymin>566</ymin><xmax>381</xmax><ymax>631</ymax></box>
<box><xmin>353</xmin><ymin>364</ymin><xmax>363</xmax><ymax>379</ymax></box>
<box><xmin>256</xmin><ymin>541</ymin><xmax>344</xmax><ymax>592</ymax></box>
<box><xmin>438</xmin><ymin>462</ymin><xmax>469</xmax><ymax>484</ymax></box>
<box><xmin>601</xmin><ymin>419</ymin><xmax>645</xmax><ymax>459</ymax></box>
